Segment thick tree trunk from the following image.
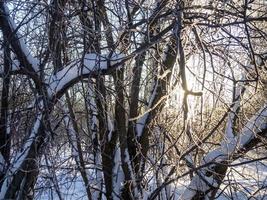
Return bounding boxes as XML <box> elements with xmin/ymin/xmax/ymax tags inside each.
<box><xmin>0</xmin><ymin>38</ymin><xmax>11</xmax><ymax>187</ymax></box>
<box><xmin>113</xmin><ymin>68</ymin><xmax>136</xmax><ymax>199</ymax></box>
<box><xmin>127</xmin><ymin>53</ymin><xmax>146</xmax><ymax>177</ymax></box>
<box><xmin>0</xmin><ymin>111</ymin><xmax>45</xmax><ymax>199</ymax></box>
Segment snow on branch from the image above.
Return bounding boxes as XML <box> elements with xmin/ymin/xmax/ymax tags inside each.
<box><xmin>0</xmin><ymin>3</ymin><xmax>39</xmax><ymax>72</ymax></box>
<box><xmin>181</xmin><ymin>105</ymin><xmax>267</xmax><ymax>200</ymax></box>
<box><xmin>222</xmin><ymin>74</ymin><xmax>246</xmax><ymax>152</ymax></box>
<box><xmin>0</xmin><ymin>153</ymin><xmax>4</xmax><ymax>173</ymax></box>
<box><xmin>47</xmin><ymin>53</ymin><xmax>124</xmax><ymax>98</ymax></box>
<box><xmin>136</xmin><ymin>80</ymin><xmax>158</xmax><ymax>137</ymax></box>
<box><xmin>0</xmin><ymin>112</ymin><xmax>43</xmax><ymax>199</ymax></box>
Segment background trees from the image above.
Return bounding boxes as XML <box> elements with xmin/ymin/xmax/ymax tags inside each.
<box><xmin>0</xmin><ymin>0</ymin><xmax>267</xmax><ymax>199</ymax></box>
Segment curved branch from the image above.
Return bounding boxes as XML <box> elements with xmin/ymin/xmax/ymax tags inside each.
<box><xmin>47</xmin><ymin>53</ymin><xmax>124</xmax><ymax>100</ymax></box>
<box><xmin>181</xmin><ymin>104</ymin><xmax>267</xmax><ymax>200</ymax></box>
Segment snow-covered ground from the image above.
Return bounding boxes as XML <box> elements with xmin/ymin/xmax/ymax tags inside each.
<box><xmin>217</xmin><ymin>156</ymin><xmax>267</xmax><ymax>200</ymax></box>
<box><xmin>34</xmin><ymin>151</ymin><xmax>267</xmax><ymax>200</ymax></box>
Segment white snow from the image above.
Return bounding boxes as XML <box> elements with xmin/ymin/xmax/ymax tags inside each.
<box><xmin>63</xmin><ymin>114</ymin><xmax>79</xmax><ymax>158</ymax></box>
<box><xmin>0</xmin><ymin>112</ymin><xmax>42</xmax><ymax>199</ymax></box>
<box><xmin>181</xmin><ymin>174</ymin><xmax>219</xmax><ymax>200</ymax></box>
<box><xmin>179</xmin><ymin>157</ymin><xmax>267</xmax><ymax>200</ymax></box>
<box><xmin>224</xmin><ymin>74</ymin><xmax>245</xmax><ymax>142</ymax></box>
<box><xmin>12</xmin><ymin>113</ymin><xmax>42</xmax><ymax>172</ymax></box>
<box><xmin>87</xmin><ymin>83</ymin><xmax>98</xmax><ymax>142</ymax></box>
<box><xmin>239</xmin><ymin>106</ymin><xmax>267</xmax><ymax>146</ymax></box>
<box><xmin>0</xmin><ymin>153</ymin><xmax>5</xmax><ymax>172</ymax></box>
<box><xmin>86</xmin><ymin>84</ymin><xmax>103</xmax><ymax>199</ymax></box>
<box><xmin>47</xmin><ymin>53</ymin><xmax>124</xmax><ymax>98</ymax></box>
<box><xmin>136</xmin><ymin>80</ymin><xmax>158</xmax><ymax>137</ymax></box>
<box><xmin>112</xmin><ymin>146</ymin><xmax>124</xmax><ymax>200</ymax></box>
<box><xmin>107</xmin><ymin>115</ymin><xmax>114</xmax><ymax>142</ymax></box>
<box><xmin>33</xmin><ymin>155</ymin><xmax>267</xmax><ymax>200</ymax></box>
<box><xmin>124</xmin><ymin>148</ymin><xmax>139</xmax><ymax>198</ymax></box>
<box><xmin>4</xmin><ymin>4</ymin><xmax>39</xmax><ymax>72</ymax></box>
<box><xmin>181</xmin><ymin>104</ymin><xmax>267</xmax><ymax>200</ymax></box>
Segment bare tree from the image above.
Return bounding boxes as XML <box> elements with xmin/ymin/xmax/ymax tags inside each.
<box><xmin>0</xmin><ymin>0</ymin><xmax>267</xmax><ymax>199</ymax></box>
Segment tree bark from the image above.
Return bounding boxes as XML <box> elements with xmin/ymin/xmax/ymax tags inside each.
<box><xmin>0</xmin><ymin>38</ymin><xmax>11</xmax><ymax>187</ymax></box>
